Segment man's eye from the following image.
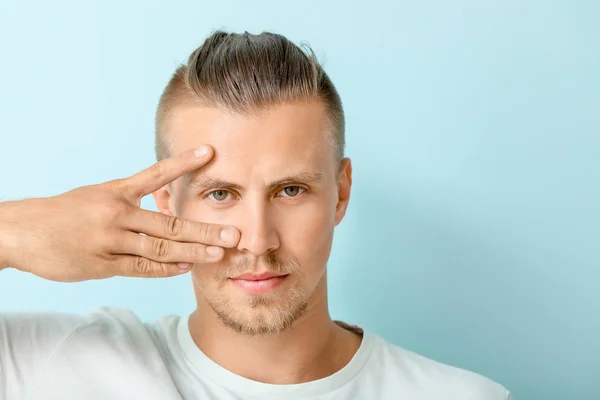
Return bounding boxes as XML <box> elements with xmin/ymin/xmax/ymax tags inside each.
<box><xmin>208</xmin><ymin>190</ymin><xmax>231</xmax><ymax>201</ymax></box>
<box><xmin>279</xmin><ymin>186</ymin><xmax>305</xmax><ymax>197</ymax></box>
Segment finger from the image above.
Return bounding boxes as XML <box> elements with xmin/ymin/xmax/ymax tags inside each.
<box><xmin>117</xmin><ymin>255</ymin><xmax>193</xmax><ymax>278</ymax></box>
<box><xmin>116</xmin><ymin>232</ymin><xmax>225</xmax><ymax>263</ymax></box>
<box><xmin>124</xmin><ymin>145</ymin><xmax>214</xmax><ymax>199</ymax></box>
<box><xmin>124</xmin><ymin>208</ymin><xmax>240</xmax><ymax>247</ymax></box>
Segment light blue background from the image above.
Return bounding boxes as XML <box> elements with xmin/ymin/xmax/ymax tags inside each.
<box><xmin>1</xmin><ymin>1</ymin><xmax>598</xmax><ymax>399</ymax></box>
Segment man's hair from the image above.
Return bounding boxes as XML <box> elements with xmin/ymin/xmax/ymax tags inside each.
<box><xmin>155</xmin><ymin>31</ymin><xmax>345</xmax><ymax>165</ymax></box>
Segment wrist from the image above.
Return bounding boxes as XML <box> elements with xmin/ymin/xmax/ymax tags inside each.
<box><xmin>0</xmin><ymin>200</ymin><xmax>19</xmax><ymax>269</ymax></box>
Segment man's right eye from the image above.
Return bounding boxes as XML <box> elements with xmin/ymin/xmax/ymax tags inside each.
<box><xmin>207</xmin><ymin>190</ymin><xmax>231</xmax><ymax>202</ymax></box>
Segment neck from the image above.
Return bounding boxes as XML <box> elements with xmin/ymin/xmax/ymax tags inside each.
<box><xmin>188</xmin><ymin>276</ymin><xmax>362</xmax><ymax>384</ymax></box>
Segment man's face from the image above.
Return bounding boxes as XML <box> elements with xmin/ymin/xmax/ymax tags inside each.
<box><xmin>155</xmin><ymin>99</ymin><xmax>351</xmax><ymax>335</ymax></box>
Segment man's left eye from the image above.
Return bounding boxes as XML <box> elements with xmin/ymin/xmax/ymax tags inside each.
<box><xmin>279</xmin><ymin>186</ymin><xmax>305</xmax><ymax>197</ymax></box>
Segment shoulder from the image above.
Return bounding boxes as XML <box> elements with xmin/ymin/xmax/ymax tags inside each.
<box><xmin>1</xmin><ymin>307</ymin><xmax>166</xmax><ymax>397</ymax></box>
<box><xmin>367</xmin><ymin>334</ymin><xmax>512</xmax><ymax>400</ymax></box>
<box><xmin>1</xmin><ymin>306</ymin><xmax>177</xmax><ymax>355</ymax></box>
<box><xmin>2</xmin><ymin>306</ymin><xmax>182</xmax><ymax>371</ymax></box>
<box><xmin>1</xmin><ymin>306</ymin><xmax>141</xmax><ymax>336</ymax></box>
<box><xmin>1</xmin><ymin>308</ymin><xmax>183</xmax><ymax>398</ymax></box>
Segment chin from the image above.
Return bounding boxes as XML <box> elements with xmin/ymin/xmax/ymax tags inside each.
<box><xmin>209</xmin><ymin>288</ymin><xmax>309</xmax><ymax>336</ymax></box>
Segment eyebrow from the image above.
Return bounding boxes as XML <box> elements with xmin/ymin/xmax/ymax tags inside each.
<box><xmin>185</xmin><ymin>172</ymin><xmax>324</xmax><ymax>192</ymax></box>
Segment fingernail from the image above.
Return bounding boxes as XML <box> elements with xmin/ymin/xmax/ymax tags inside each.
<box><xmin>206</xmin><ymin>246</ymin><xmax>223</xmax><ymax>258</ymax></box>
<box><xmin>220</xmin><ymin>227</ymin><xmax>237</xmax><ymax>244</ymax></box>
<box><xmin>178</xmin><ymin>263</ymin><xmax>192</xmax><ymax>270</ymax></box>
<box><xmin>195</xmin><ymin>146</ymin><xmax>210</xmax><ymax>158</ymax></box>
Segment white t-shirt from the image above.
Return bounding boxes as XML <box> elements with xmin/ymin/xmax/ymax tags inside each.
<box><xmin>0</xmin><ymin>307</ymin><xmax>511</xmax><ymax>400</ymax></box>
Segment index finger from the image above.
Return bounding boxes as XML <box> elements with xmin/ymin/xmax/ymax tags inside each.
<box><xmin>124</xmin><ymin>208</ymin><xmax>241</xmax><ymax>248</ymax></box>
<box><xmin>125</xmin><ymin>145</ymin><xmax>214</xmax><ymax>198</ymax></box>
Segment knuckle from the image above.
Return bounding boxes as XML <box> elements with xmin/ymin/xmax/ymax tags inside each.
<box><xmin>199</xmin><ymin>223</ymin><xmax>213</xmax><ymax>241</ymax></box>
<box><xmin>165</xmin><ymin>215</ymin><xmax>184</xmax><ymax>237</ymax></box>
<box><xmin>133</xmin><ymin>257</ymin><xmax>152</xmax><ymax>275</ymax></box>
<box><xmin>154</xmin><ymin>263</ymin><xmax>171</xmax><ymax>278</ymax></box>
<box><xmin>102</xmin><ymin>233</ymin><xmax>121</xmax><ymax>252</ymax></box>
<box><xmin>152</xmin><ymin>238</ymin><xmax>171</xmax><ymax>258</ymax></box>
<box><xmin>107</xmin><ymin>179</ymin><xmax>134</xmax><ymax>202</ymax></box>
<box><xmin>106</xmin><ymin>179</ymin><xmax>124</xmax><ymax>194</ymax></box>
<box><xmin>101</xmin><ymin>199</ymin><xmax>129</xmax><ymax>221</ymax></box>
<box><xmin>147</xmin><ymin>161</ymin><xmax>165</xmax><ymax>182</ymax></box>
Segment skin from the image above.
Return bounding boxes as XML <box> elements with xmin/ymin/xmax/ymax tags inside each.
<box><xmin>0</xmin><ymin>148</ymin><xmax>242</xmax><ymax>281</ymax></box>
<box><xmin>152</xmin><ymin>98</ymin><xmax>361</xmax><ymax>384</ymax></box>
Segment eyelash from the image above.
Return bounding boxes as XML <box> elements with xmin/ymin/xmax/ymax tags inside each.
<box><xmin>205</xmin><ymin>186</ymin><xmax>306</xmax><ymax>202</ymax></box>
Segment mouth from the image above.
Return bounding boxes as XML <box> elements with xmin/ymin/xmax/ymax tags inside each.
<box><xmin>231</xmin><ymin>271</ymin><xmax>288</xmax><ymax>280</ymax></box>
<box><xmin>228</xmin><ymin>272</ymin><xmax>290</xmax><ymax>294</ymax></box>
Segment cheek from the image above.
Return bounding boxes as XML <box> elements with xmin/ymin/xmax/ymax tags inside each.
<box><xmin>275</xmin><ymin>197</ymin><xmax>336</xmax><ymax>268</ymax></box>
<box><xmin>283</xmin><ymin>203</ymin><xmax>333</xmax><ymax>245</ymax></box>
<box><xmin>190</xmin><ymin>263</ymin><xmax>216</xmax><ymax>289</ymax></box>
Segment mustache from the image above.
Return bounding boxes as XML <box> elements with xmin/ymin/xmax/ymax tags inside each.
<box><xmin>215</xmin><ymin>253</ymin><xmax>301</xmax><ymax>281</ymax></box>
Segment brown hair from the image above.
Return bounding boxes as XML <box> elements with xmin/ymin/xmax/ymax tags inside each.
<box><xmin>155</xmin><ymin>31</ymin><xmax>345</xmax><ymax>166</ymax></box>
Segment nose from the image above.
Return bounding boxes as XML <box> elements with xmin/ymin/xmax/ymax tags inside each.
<box><xmin>236</xmin><ymin>198</ymin><xmax>280</xmax><ymax>257</ymax></box>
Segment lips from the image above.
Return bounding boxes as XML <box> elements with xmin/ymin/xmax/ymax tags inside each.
<box><xmin>231</xmin><ymin>272</ymin><xmax>288</xmax><ymax>281</ymax></box>
<box><xmin>228</xmin><ymin>271</ymin><xmax>289</xmax><ymax>294</ymax></box>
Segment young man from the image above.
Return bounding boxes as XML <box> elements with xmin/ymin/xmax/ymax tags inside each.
<box><xmin>0</xmin><ymin>31</ymin><xmax>511</xmax><ymax>399</ymax></box>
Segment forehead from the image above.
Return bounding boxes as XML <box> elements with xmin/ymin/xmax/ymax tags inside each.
<box><xmin>166</xmin><ymin>99</ymin><xmax>336</xmax><ymax>181</ymax></box>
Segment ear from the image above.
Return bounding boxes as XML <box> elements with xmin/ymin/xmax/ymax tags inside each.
<box><xmin>334</xmin><ymin>158</ymin><xmax>353</xmax><ymax>226</ymax></box>
<box><xmin>152</xmin><ymin>184</ymin><xmax>175</xmax><ymax>216</ymax></box>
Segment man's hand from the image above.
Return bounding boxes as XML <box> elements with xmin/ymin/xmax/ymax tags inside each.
<box><xmin>0</xmin><ymin>145</ymin><xmax>240</xmax><ymax>282</ymax></box>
